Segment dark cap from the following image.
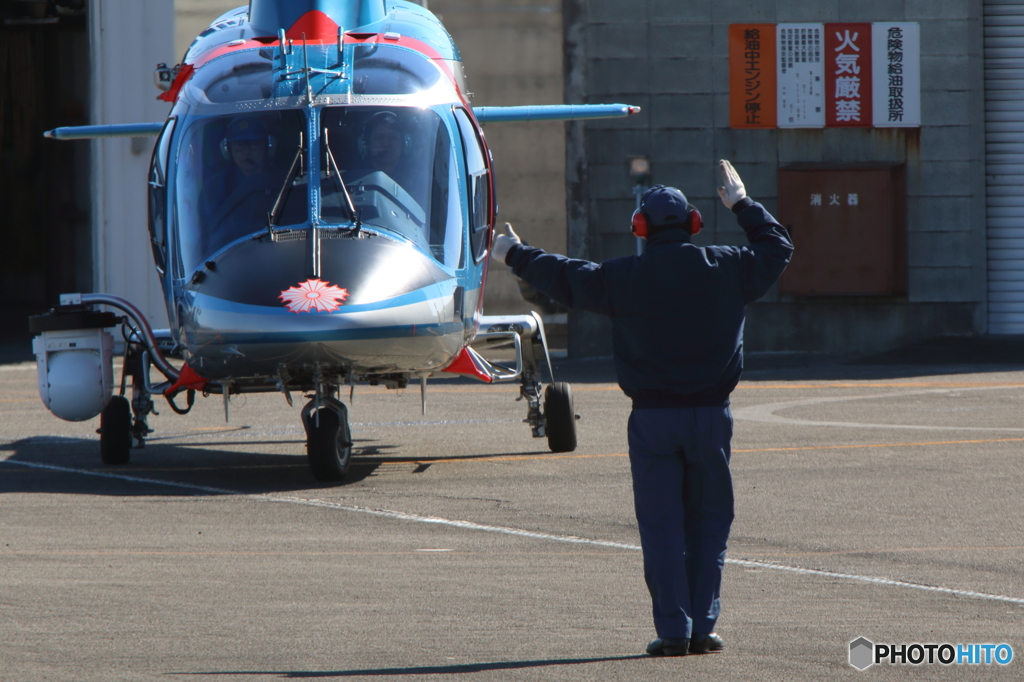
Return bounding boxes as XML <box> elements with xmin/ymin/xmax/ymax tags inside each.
<box><xmin>225</xmin><ymin>117</ymin><xmax>268</xmax><ymax>142</ymax></box>
<box><xmin>640</xmin><ymin>185</ymin><xmax>692</xmax><ymax>228</ymax></box>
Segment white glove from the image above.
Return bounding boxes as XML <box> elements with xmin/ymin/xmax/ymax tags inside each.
<box><xmin>717</xmin><ymin>159</ymin><xmax>747</xmax><ymax>209</ymax></box>
<box><xmin>491</xmin><ymin>223</ymin><xmax>522</xmax><ymax>263</ymax></box>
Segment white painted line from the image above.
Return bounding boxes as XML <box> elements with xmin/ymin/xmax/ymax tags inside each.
<box><xmin>733</xmin><ymin>386</ymin><xmax>1024</xmax><ymax>432</ymax></box>
<box><xmin>3</xmin><ymin>459</ymin><xmax>234</xmax><ymax>494</ymax></box>
<box><xmin>5</xmin><ymin>458</ymin><xmax>1024</xmax><ymax>607</ymax></box>
<box><xmin>262</xmin><ymin>493</ymin><xmax>643</xmax><ymax>550</ymax></box>
<box><xmin>729</xmin><ymin>559</ymin><xmax>1024</xmax><ymax>606</ymax></box>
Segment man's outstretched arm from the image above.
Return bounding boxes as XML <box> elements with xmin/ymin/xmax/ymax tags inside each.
<box><xmin>493</xmin><ymin>224</ymin><xmax>614</xmax><ymax>316</ymax></box>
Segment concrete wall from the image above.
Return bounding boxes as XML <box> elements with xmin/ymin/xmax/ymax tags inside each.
<box><xmin>430</xmin><ymin>0</ymin><xmax>566</xmax><ymax>317</ymax></box>
<box><xmin>564</xmin><ymin>0</ymin><xmax>986</xmax><ymax>357</ymax></box>
<box><xmin>89</xmin><ymin>0</ymin><xmax>176</xmax><ymax>327</ymax></box>
<box><xmin>175</xmin><ymin>0</ymin><xmax>238</xmax><ymax>59</ymax></box>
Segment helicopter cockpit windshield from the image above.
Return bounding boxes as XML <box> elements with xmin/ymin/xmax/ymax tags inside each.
<box><xmin>175</xmin><ymin>109</ymin><xmax>307</xmax><ymax>274</ymax></box>
<box><xmin>172</xmin><ymin>46</ymin><xmax>464</xmax><ymax>276</ymax></box>
<box><xmin>320</xmin><ymin>106</ymin><xmax>463</xmax><ymax>269</ymax></box>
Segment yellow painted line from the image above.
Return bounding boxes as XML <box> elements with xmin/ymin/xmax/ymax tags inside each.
<box><xmin>412</xmin><ymin>436</ymin><xmax>1024</xmax><ymax>466</ymax></box>
<box><xmin>735</xmin><ymin>436</ymin><xmax>1024</xmax><ymax>454</ymax></box>
<box><xmin>411</xmin><ymin>452</ymin><xmax>627</xmax><ymax>465</ymax></box>
<box><xmin>7</xmin><ymin>438</ymin><xmax>1021</xmax><ymax>477</ymax></box>
<box><xmin>741</xmin><ymin>545</ymin><xmax>1024</xmax><ymax>558</ymax></box>
<box><xmin>737</xmin><ymin>382</ymin><xmax>1024</xmax><ymax>389</ymax></box>
<box><xmin>1</xmin><ymin>549</ymin><xmax>630</xmax><ymax>557</ymax></box>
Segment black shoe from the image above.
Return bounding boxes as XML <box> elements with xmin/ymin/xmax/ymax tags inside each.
<box><xmin>646</xmin><ymin>637</ymin><xmax>689</xmax><ymax>656</ymax></box>
<box><xmin>689</xmin><ymin>633</ymin><xmax>724</xmax><ymax>654</ymax></box>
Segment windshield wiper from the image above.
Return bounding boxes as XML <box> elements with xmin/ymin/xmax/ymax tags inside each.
<box><xmin>323</xmin><ymin>127</ymin><xmax>361</xmax><ymax>233</ymax></box>
<box><xmin>266</xmin><ymin>131</ymin><xmax>304</xmax><ymax>235</ymax></box>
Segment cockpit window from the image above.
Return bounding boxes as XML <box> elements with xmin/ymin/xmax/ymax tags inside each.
<box><xmin>321</xmin><ymin>106</ymin><xmax>462</xmax><ymax>269</ymax></box>
<box><xmin>351</xmin><ymin>44</ymin><xmax>442</xmax><ymax>95</ymax></box>
<box><xmin>454</xmin><ymin>108</ymin><xmax>491</xmax><ymax>262</ymax></box>
<box><xmin>174</xmin><ymin>110</ymin><xmax>306</xmax><ymax>275</ymax></box>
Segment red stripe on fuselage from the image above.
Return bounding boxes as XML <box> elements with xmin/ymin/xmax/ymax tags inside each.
<box><xmin>286</xmin><ymin>10</ymin><xmax>339</xmax><ymax>41</ymax></box>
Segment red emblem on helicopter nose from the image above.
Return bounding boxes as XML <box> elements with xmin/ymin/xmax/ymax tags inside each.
<box><xmin>279</xmin><ymin>279</ymin><xmax>349</xmax><ymax>313</ymax></box>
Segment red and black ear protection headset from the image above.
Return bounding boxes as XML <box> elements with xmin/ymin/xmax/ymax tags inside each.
<box><xmin>631</xmin><ymin>185</ymin><xmax>703</xmax><ymax>238</ymax></box>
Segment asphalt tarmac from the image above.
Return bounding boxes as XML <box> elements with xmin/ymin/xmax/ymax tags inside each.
<box><xmin>3</xmin><ymin>355</ymin><xmax>1024</xmax><ymax>680</ymax></box>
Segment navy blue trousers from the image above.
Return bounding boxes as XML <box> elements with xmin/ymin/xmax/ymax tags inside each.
<box><xmin>627</xmin><ymin>407</ymin><xmax>735</xmax><ymax>639</ymax></box>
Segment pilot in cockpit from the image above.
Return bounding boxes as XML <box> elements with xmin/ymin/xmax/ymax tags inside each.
<box><xmin>360</xmin><ymin>111</ymin><xmax>408</xmax><ymax>184</ymax></box>
<box><xmin>202</xmin><ymin>117</ymin><xmax>280</xmax><ymax>248</ymax></box>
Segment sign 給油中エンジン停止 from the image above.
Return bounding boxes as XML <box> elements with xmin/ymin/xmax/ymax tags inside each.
<box><xmin>729</xmin><ymin>22</ymin><xmax>919</xmax><ymax>129</ymax></box>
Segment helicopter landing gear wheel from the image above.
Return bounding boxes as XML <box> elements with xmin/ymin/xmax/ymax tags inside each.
<box><xmin>544</xmin><ymin>382</ymin><xmax>578</xmax><ymax>453</ymax></box>
<box><xmin>99</xmin><ymin>396</ymin><xmax>132</xmax><ymax>465</ymax></box>
<box><xmin>304</xmin><ymin>400</ymin><xmax>353</xmax><ymax>482</ymax></box>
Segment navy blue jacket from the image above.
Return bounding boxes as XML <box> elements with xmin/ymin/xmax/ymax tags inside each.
<box><xmin>506</xmin><ymin>198</ymin><xmax>793</xmax><ymax>408</ymax></box>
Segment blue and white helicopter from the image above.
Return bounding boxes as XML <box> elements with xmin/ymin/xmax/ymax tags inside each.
<box><xmin>31</xmin><ymin>0</ymin><xmax>639</xmax><ymax>481</ymax></box>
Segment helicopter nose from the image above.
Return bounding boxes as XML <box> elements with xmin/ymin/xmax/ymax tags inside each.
<box><xmin>189</xmin><ymin>233</ymin><xmax>452</xmax><ymax>310</ymax></box>
<box><xmin>179</xmin><ymin>234</ymin><xmax>462</xmax><ymax>377</ymax></box>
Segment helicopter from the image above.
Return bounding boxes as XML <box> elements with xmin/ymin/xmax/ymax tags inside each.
<box><xmin>30</xmin><ymin>0</ymin><xmax>640</xmax><ymax>482</ymax></box>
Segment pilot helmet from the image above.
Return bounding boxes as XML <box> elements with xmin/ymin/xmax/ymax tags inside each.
<box><xmin>220</xmin><ymin>118</ymin><xmax>276</xmax><ymax>161</ymax></box>
<box><xmin>358</xmin><ymin>110</ymin><xmax>412</xmax><ymax>159</ymax></box>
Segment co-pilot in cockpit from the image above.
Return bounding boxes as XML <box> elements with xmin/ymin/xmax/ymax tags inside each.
<box><xmin>320</xmin><ymin>106</ymin><xmax>455</xmax><ymax>257</ymax></box>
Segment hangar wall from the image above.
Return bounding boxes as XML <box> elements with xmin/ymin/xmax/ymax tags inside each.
<box><xmin>564</xmin><ymin>0</ymin><xmax>986</xmax><ymax>357</ymax></box>
<box><xmin>0</xmin><ymin>7</ymin><xmax>91</xmax><ymax>359</ymax></box>
<box><xmin>89</xmin><ymin>0</ymin><xmax>175</xmax><ymax>327</ymax></box>
<box><xmin>428</xmin><ymin>0</ymin><xmax>568</xmax><ymax>320</ymax></box>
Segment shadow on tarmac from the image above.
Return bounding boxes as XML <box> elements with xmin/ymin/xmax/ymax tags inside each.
<box><xmin>0</xmin><ymin>436</ymin><xmax>391</xmax><ymax>495</ymax></box>
<box><xmin>0</xmin><ymin>436</ymin><xmax>556</xmax><ymax>497</ymax></box>
<box><xmin>172</xmin><ymin>654</ymin><xmax>649</xmax><ymax>677</ymax></box>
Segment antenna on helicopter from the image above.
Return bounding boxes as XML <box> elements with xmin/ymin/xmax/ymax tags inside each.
<box><xmin>302</xmin><ymin>34</ymin><xmax>313</xmax><ymax>105</ymax></box>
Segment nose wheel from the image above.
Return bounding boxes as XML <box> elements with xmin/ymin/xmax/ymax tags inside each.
<box><xmin>302</xmin><ymin>397</ymin><xmax>353</xmax><ymax>482</ymax></box>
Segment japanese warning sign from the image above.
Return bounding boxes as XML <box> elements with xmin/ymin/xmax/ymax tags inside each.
<box><xmin>729</xmin><ymin>24</ymin><xmax>776</xmax><ymax>128</ymax></box>
<box><xmin>729</xmin><ymin>22</ymin><xmax>920</xmax><ymax>128</ymax></box>
<box><xmin>825</xmin><ymin>23</ymin><xmax>872</xmax><ymax>127</ymax></box>
<box><xmin>777</xmin><ymin>23</ymin><xmax>824</xmax><ymax>128</ymax></box>
<box><xmin>872</xmin><ymin>23</ymin><xmax>921</xmax><ymax>127</ymax></box>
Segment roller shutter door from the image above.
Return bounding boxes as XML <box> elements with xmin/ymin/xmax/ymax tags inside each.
<box><xmin>986</xmin><ymin>0</ymin><xmax>1024</xmax><ymax>332</ymax></box>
